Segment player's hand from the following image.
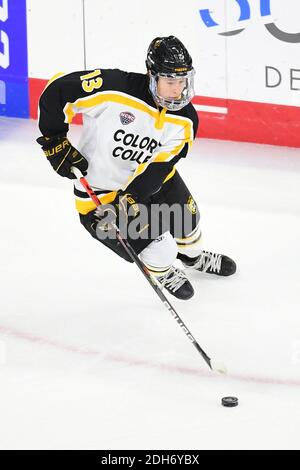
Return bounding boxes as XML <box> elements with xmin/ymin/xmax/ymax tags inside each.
<box><xmin>36</xmin><ymin>135</ymin><xmax>88</xmax><ymax>179</ymax></box>
<box><xmin>87</xmin><ymin>192</ymin><xmax>141</xmax><ymax>234</ymax></box>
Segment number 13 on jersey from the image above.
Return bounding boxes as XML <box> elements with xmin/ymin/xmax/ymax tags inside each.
<box><xmin>80</xmin><ymin>69</ymin><xmax>103</xmax><ymax>93</ymax></box>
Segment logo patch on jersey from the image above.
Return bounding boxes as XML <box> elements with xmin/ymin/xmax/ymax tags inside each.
<box><xmin>120</xmin><ymin>111</ymin><xmax>135</xmax><ymax>125</ymax></box>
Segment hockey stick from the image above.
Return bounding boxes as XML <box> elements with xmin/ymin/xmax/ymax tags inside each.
<box><xmin>72</xmin><ymin>167</ymin><xmax>227</xmax><ymax>374</ymax></box>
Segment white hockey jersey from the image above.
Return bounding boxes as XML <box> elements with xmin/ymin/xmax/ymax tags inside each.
<box><xmin>38</xmin><ymin>69</ymin><xmax>198</xmax><ymax>214</ymax></box>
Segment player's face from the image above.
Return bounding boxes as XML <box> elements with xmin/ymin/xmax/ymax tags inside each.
<box><xmin>157</xmin><ymin>76</ymin><xmax>186</xmax><ymax>100</ymax></box>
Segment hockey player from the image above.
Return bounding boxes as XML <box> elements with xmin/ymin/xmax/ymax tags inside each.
<box><xmin>37</xmin><ymin>36</ymin><xmax>236</xmax><ymax>300</ymax></box>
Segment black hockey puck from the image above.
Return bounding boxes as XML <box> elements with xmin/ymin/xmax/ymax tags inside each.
<box><xmin>221</xmin><ymin>396</ymin><xmax>238</xmax><ymax>407</ymax></box>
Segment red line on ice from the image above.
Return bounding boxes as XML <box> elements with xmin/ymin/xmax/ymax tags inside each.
<box><xmin>0</xmin><ymin>324</ymin><xmax>299</xmax><ymax>388</ymax></box>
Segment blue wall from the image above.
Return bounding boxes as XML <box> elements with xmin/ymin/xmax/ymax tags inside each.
<box><xmin>0</xmin><ymin>0</ymin><xmax>29</xmax><ymax>118</ymax></box>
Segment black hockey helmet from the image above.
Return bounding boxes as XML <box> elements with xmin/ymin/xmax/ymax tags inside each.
<box><xmin>146</xmin><ymin>36</ymin><xmax>193</xmax><ymax>76</ymax></box>
<box><xmin>146</xmin><ymin>36</ymin><xmax>195</xmax><ymax>111</ymax></box>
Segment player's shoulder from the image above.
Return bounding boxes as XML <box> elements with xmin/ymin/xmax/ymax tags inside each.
<box><xmin>170</xmin><ymin>102</ymin><xmax>199</xmax><ymax>135</ymax></box>
<box><xmin>44</xmin><ymin>68</ymin><xmax>147</xmax><ymax>94</ymax></box>
<box><xmin>176</xmin><ymin>102</ymin><xmax>198</xmax><ymax>122</ymax></box>
<box><xmin>101</xmin><ymin>69</ymin><xmax>148</xmax><ymax>96</ymax></box>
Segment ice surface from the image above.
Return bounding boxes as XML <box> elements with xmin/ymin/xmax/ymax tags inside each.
<box><xmin>0</xmin><ymin>117</ymin><xmax>300</xmax><ymax>450</ymax></box>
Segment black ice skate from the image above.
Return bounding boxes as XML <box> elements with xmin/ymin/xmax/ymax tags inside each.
<box><xmin>157</xmin><ymin>267</ymin><xmax>194</xmax><ymax>300</ymax></box>
<box><xmin>178</xmin><ymin>251</ymin><xmax>236</xmax><ymax>277</ymax></box>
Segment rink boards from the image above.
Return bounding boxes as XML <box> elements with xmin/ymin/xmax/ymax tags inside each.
<box><xmin>0</xmin><ymin>0</ymin><xmax>299</xmax><ymax>147</ymax></box>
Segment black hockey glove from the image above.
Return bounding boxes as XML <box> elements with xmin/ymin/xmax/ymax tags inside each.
<box><xmin>86</xmin><ymin>192</ymin><xmax>141</xmax><ymax>236</ymax></box>
<box><xmin>36</xmin><ymin>135</ymin><xmax>88</xmax><ymax>179</ymax></box>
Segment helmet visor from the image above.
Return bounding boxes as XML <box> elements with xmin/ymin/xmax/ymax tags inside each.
<box><xmin>149</xmin><ymin>69</ymin><xmax>195</xmax><ymax>111</ymax></box>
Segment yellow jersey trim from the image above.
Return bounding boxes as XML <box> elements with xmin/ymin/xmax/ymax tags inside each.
<box><xmin>75</xmin><ymin>191</ymin><xmax>117</xmax><ymax>215</ymax></box>
<box><xmin>63</xmin><ymin>91</ymin><xmax>192</xmax><ymax>133</ymax></box>
<box><xmin>45</xmin><ymin>72</ymin><xmax>67</xmax><ymax>90</ymax></box>
<box><xmin>75</xmin><ymin>168</ymin><xmax>176</xmax><ymax>215</ymax></box>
